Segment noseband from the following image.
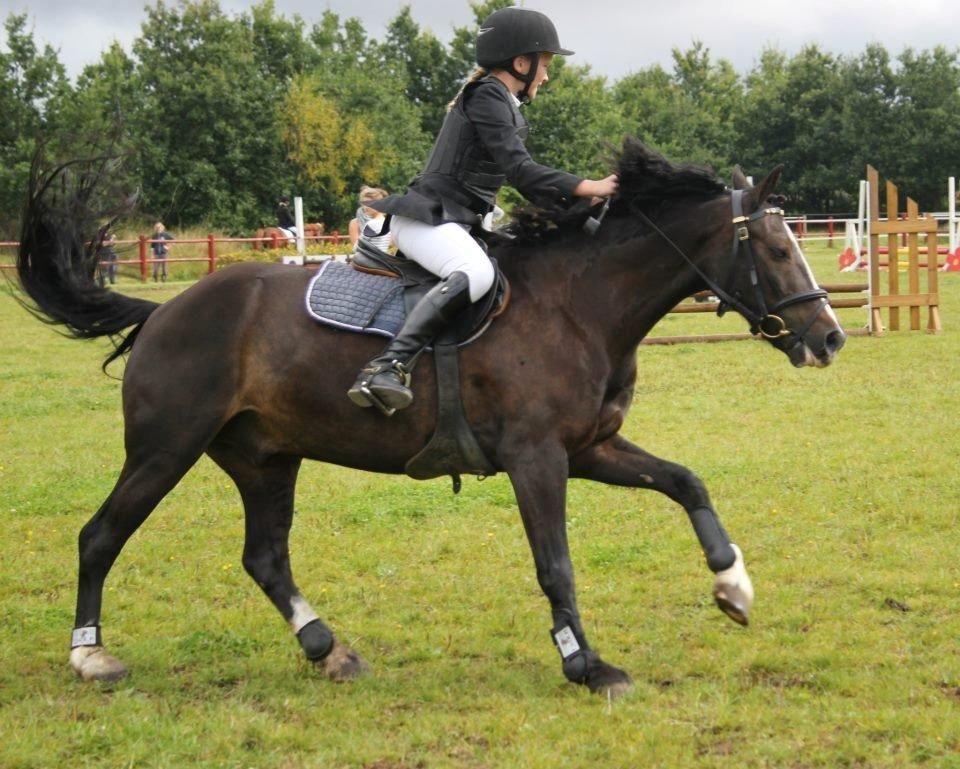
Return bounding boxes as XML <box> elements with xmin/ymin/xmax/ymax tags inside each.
<box><xmin>634</xmin><ymin>190</ymin><xmax>829</xmax><ymax>346</ymax></box>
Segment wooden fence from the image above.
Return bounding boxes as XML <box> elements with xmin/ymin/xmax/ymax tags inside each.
<box><xmin>866</xmin><ymin>165</ymin><xmax>942</xmax><ymax>334</ymax></box>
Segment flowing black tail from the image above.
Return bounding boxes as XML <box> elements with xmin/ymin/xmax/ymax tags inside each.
<box><xmin>15</xmin><ymin>156</ymin><xmax>159</xmax><ymax>371</ymax></box>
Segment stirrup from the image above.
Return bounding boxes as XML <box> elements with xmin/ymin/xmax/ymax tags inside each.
<box><xmin>347</xmin><ymin>361</ymin><xmax>411</xmax><ymax>416</ymax></box>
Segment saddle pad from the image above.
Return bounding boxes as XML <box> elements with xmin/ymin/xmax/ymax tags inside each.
<box><xmin>305</xmin><ymin>259</ymin><xmax>405</xmax><ymax>338</ymax></box>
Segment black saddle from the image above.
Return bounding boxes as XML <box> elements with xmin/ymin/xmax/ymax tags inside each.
<box><xmin>350</xmin><ymin>238</ymin><xmax>509</xmax><ymax>346</ymax></box>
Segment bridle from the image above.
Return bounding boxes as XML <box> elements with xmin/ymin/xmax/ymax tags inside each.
<box><xmin>633</xmin><ymin>189</ymin><xmax>830</xmax><ymax>345</ymax></box>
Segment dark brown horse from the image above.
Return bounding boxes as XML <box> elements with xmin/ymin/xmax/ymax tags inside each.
<box><xmin>16</xmin><ymin>140</ymin><xmax>845</xmax><ymax>697</ymax></box>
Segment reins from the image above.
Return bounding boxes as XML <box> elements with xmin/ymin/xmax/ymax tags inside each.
<box><xmin>630</xmin><ymin>189</ymin><xmax>829</xmax><ymax>344</ymax></box>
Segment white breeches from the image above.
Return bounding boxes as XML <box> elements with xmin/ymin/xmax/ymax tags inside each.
<box><xmin>390</xmin><ymin>215</ymin><xmax>495</xmax><ymax>302</ymax></box>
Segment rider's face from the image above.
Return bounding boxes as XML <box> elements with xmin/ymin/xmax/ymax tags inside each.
<box><xmin>516</xmin><ymin>53</ymin><xmax>554</xmax><ymax>101</ymax></box>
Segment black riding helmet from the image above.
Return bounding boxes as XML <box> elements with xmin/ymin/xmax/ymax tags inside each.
<box><xmin>476</xmin><ymin>7</ymin><xmax>574</xmax><ymax>102</ymax></box>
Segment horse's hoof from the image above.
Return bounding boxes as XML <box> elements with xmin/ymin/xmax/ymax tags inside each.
<box><xmin>585</xmin><ymin>656</ymin><xmax>633</xmax><ymax>699</ymax></box>
<box><xmin>315</xmin><ymin>640</ymin><xmax>369</xmax><ymax>682</ymax></box>
<box><xmin>69</xmin><ymin>646</ymin><xmax>128</xmax><ymax>682</ymax></box>
<box><xmin>713</xmin><ymin>543</ymin><xmax>754</xmax><ymax>626</ymax></box>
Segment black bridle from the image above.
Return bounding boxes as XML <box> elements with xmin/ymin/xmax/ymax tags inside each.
<box><xmin>633</xmin><ymin>189</ymin><xmax>830</xmax><ymax>345</ymax></box>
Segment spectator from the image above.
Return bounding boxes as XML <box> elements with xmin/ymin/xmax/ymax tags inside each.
<box><xmin>97</xmin><ymin>229</ymin><xmax>119</xmax><ymax>287</ymax></box>
<box><xmin>151</xmin><ymin>222</ymin><xmax>174</xmax><ymax>282</ymax></box>
<box><xmin>348</xmin><ymin>186</ymin><xmax>392</xmax><ymax>251</ymax></box>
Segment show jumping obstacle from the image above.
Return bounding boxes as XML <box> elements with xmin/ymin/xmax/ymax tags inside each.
<box><xmin>865</xmin><ymin>165</ymin><xmax>942</xmax><ymax>334</ymax></box>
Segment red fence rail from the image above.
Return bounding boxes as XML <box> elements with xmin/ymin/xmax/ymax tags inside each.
<box><xmin>0</xmin><ymin>232</ymin><xmax>346</xmax><ymax>279</ymax></box>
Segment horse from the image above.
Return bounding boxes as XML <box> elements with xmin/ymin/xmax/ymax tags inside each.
<box><xmin>252</xmin><ymin>222</ymin><xmax>325</xmax><ymax>250</ymax></box>
<box><xmin>16</xmin><ymin>138</ymin><xmax>845</xmax><ymax>697</ymax></box>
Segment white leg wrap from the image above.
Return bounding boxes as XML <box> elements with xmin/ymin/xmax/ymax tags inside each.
<box><xmin>288</xmin><ymin>595</ymin><xmax>320</xmax><ymax>634</ymax></box>
<box><xmin>714</xmin><ymin>543</ymin><xmax>754</xmax><ymax>605</ymax></box>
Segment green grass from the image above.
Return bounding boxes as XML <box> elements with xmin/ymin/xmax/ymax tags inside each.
<box><xmin>1</xmin><ymin>245</ymin><xmax>959</xmax><ymax>768</ymax></box>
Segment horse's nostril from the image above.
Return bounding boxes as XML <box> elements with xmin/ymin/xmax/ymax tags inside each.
<box><xmin>825</xmin><ymin>328</ymin><xmax>846</xmax><ymax>353</ymax></box>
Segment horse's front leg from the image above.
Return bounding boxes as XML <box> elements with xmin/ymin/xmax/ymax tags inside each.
<box><xmin>504</xmin><ymin>442</ymin><xmax>633</xmax><ymax>697</ymax></box>
<box><xmin>569</xmin><ymin>435</ymin><xmax>754</xmax><ymax>625</ymax></box>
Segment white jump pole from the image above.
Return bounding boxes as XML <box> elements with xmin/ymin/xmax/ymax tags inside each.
<box><xmin>949</xmin><ymin>177</ymin><xmax>957</xmax><ymax>254</ymax></box>
<box><xmin>864</xmin><ymin>179</ymin><xmax>874</xmax><ymax>333</ymax></box>
<box><xmin>294</xmin><ymin>196</ymin><xmax>305</xmax><ymax>256</ymax></box>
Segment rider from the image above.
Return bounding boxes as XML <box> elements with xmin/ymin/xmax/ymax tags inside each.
<box><xmin>276</xmin><ymin>196</ymin><xmax>296</xmax><ymax>236</ymax></box>
<box><xmin>348</xmin><ymin>6</ymin><xmax>619</xmax><ymax>412</ymax></box>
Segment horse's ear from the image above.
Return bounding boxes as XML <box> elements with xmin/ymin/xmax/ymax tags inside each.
<box><xmin>752</xmin><ymin>165</ymin><xmax>784</xmax><ymax>204</ymax></box>
<box><xmin>731</xmin><ymin>165</ymin><xmax>750</xmax><ymax>190</ymax></box>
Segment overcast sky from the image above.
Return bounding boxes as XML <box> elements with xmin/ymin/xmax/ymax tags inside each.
<box><xmin>4</xmin><ymin>0</ymin><xmax>960</xmax><ymax>81</ymax></box>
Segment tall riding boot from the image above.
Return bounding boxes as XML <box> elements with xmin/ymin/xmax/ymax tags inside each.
<box><xmin>348</xmin><ymin>271</ymin><xmax>472</xmax><ymax>414</ymax></box>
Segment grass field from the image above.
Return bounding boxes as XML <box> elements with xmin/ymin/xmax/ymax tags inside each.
<box><xmin>1</xmin><ymin>243</ymin><xmax>959</xmax><ymax>768</ymax></box>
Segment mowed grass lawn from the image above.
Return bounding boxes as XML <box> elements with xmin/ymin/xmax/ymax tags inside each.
<box><xmin>1</xmin><ymin>243</ymin><xmax>959</xmax><ymax>768</ymax></box>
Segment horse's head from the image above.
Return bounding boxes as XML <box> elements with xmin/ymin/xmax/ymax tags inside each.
<box><xmin>721</xmin><ymin>165</ymin><xmax>845</xmax><ymax>367</ymax></box>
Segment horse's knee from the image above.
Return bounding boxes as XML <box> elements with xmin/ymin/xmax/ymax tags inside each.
<box><xmin>536</xmin><ymin>562</ymin><xmax>574</xmax><ymax>599</ymax></box>
<box><xmin>242</xmin><ymin>549</ymin><xmax>278</xmax><ymax>587</ymax></box>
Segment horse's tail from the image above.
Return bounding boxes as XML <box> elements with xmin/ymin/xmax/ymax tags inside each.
<box><xmin>15</xmin><ymin>156</ymin><xmax>159</xmax><ymax>372</ymax></box>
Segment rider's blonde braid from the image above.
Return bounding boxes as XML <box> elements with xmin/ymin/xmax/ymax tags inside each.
<box><xmin>446</xmin><ymin>67</ymin><xmax>489</xmax><ymax>112</ymax></box>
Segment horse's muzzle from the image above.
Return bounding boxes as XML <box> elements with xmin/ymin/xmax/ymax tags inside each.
<box><xmin>787</xmin><ymin>326</ymin><xmax>846</xmax><ymax>368</ymax></box>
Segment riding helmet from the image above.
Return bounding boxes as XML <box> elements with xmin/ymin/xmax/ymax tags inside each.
<box><xmin>476</xmin><ymin>7</ymin><xmax>574</xmax><ymax>67</ymax></box>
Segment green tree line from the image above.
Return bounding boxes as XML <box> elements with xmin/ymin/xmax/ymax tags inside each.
<box><xmin>3</xmin><ymin>0</ymin><xmax>960</xmax><ymax>237</ymax></box>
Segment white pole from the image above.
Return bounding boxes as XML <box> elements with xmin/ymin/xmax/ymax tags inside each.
<box><xmin>864</xmin><ymin>180</ymin><xmax>873</xmax><ymax>333</ymax></box>
<box><xmin>294</xmin><ymin>196</ymin><xmax>305</xmax><ymax>256</ymax></box>
<box><xmin>857</xmin><ymin>179</ymin><xmax>870</xmax><ymax>264</ymax></box>
<box><xmin>949</xmin><ymin>177</ymin><xmax>956</xmax><ymax>253</ymax></box>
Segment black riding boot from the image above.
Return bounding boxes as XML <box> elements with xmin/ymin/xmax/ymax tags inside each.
<box><xmin>348</xmin><ymin>271</ymin><xmax>472</xmax><ymax>414</ymax></box>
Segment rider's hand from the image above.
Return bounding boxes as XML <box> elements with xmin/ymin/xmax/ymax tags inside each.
<box><xmin>574</xmin><ymin>174</ymin><xmax>619</xmax><ymax>199</ymax></box>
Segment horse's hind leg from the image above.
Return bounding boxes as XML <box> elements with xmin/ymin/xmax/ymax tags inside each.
<box><xmin>206</xmin><ymin>446</ymin><xmax>368</xmax><ymax>681</ymax></box>
<box><xmin>71</xmin><ymin>450</ymin><xmax>200</xmax><ymax>681</ymax></box>
<box><xmin>569</xmin><ymin>434</ymin><xmax>754</xmax><ymax>625</ymax></box>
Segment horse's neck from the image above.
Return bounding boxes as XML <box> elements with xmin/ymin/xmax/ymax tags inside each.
<box><xmin>506</xmin><ymin>197</ymin><xmax>728</xmax><ymax>362</ymax></box>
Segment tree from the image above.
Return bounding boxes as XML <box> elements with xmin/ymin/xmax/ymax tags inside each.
<box><xmin>0</xmin><ymin>13</ymin><xmax>70</xmax><ymax>234</ymax></box>
<box><xmin>737</xmin><ymin>46</ymin><xmax>848</xmax><ymax>212</ymax></box>
<box><xmin>379</xmin><ymin>7</ymin><xmax>468</xmax><ymax>136</ymax></box>
<box><xmin>524</xmin><ymin>60</ymin><xmax>628</xmax><ymax>179</ymax></box>
<box><xmin>615</xmin><ymin>42</ymin><xmax>742</xmax><ymax>175</ymax></box>
<box><xmin>132</xmin><ymin>0</ymin><xmax>292</xmax><ymax>231</ymax></box>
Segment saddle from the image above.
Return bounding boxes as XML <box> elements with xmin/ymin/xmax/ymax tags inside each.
<box><xmin>305</xmin><ymin>239</ymin><xmax>510</xmax><ymax>491</ymax></box>
<box><xmin>349</xmin><ymin>238</ymin><xmax>509</xmax><ymax>346</ymax></box>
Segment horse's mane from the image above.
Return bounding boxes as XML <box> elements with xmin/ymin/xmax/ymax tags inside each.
<box><xmin>497</xmin><ymin>137</ymin><xmax>727</xmax><ymax>246</ymax></box>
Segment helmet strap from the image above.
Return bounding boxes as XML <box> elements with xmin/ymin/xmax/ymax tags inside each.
<box><xmin>505</xmin><ymin>52</ymin><xmax>540</xmax><ymax>104</ymax></box>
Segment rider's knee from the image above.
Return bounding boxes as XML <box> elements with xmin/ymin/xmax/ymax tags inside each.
<box><xmin>466</xmin><ymin>258</ymin><xmax>495</xmax><ymax>302</ymax></box>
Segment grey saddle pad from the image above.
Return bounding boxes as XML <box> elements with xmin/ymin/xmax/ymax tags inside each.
<box><xmin>305</xmin><ymin>259</ymin><xmax>405</xmax><ymax>338</ymax></box>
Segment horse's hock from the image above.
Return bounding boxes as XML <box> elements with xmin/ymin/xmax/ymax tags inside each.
<box><xmin>866</xmin><ymin>165</ymin><xmax>942</xmax><ymax>335</ymax></box>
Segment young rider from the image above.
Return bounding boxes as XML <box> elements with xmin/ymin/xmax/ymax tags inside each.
<box><xmin>348</xmin><ymin>6</ymin><xmax>619</xmax><ymax>412</ymax></box>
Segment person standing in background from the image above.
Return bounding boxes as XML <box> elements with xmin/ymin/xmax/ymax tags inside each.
<box><xmin>97</xmin><ymin>230</ymin><xmax>119</xmax><ymax>287</ymax></box>
<box><xmin>151</xmin><ymin>222</ymin><xmax>173</xmax><ymax>282</ymax></box>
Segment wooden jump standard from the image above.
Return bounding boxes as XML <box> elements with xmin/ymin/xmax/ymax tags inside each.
<box><xmin>866</xmin><ymin>165</ymin><xmax>941</xmax><ymax>335</ymax></box>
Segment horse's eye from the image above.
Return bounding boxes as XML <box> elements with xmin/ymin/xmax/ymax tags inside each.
<box><xmin>770</xmin><ymin>246</ymin><xmax>789</xmax><ymax>260</ymax></box>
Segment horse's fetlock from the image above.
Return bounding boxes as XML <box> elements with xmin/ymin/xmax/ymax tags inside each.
<box><xmin>297</xmin><ymin>619</ymin><xmax>334</xmax><ymax>661</ymax></box>
<box><xmin>561</xmin><ymin>651</ymin><xmax>589</xmax><ymax>683</ymax></box>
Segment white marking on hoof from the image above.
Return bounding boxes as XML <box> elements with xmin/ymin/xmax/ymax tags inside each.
<box><xmin>289</xmin><ymin>595</ymin><xmax>320</xmax><ymax>634</ymax></box>
<box><xmin>69</xmin><ymin>646</ymin><xmax>128</xmax><ymax>682</ymax></box>
<box><xmin>713</xmin><ymin>543</ymin><xmax>754</xmax><ymax>626</ymax></box>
